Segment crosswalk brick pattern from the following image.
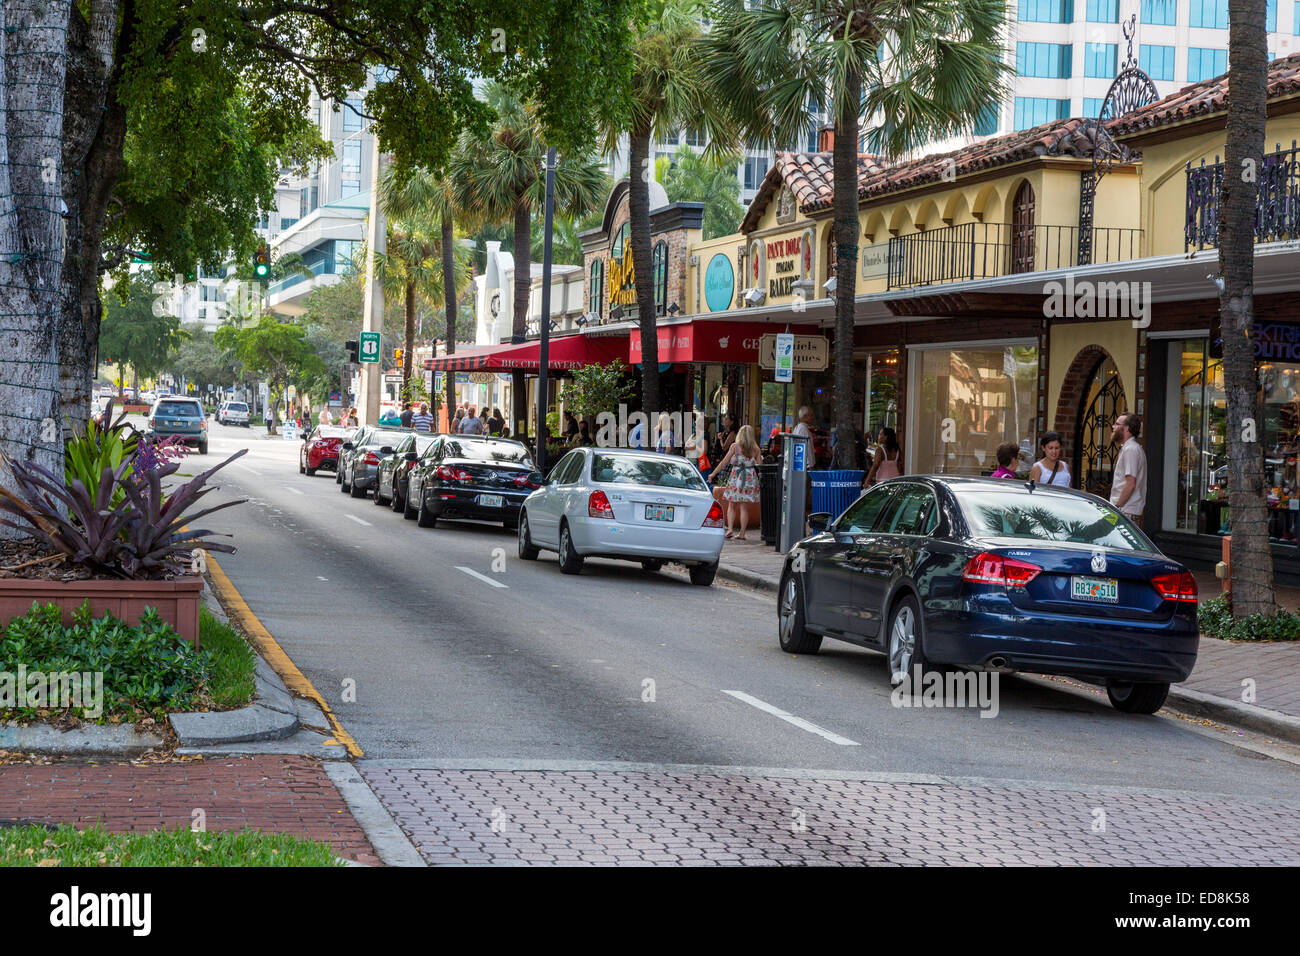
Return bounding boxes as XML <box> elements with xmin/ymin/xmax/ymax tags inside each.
<box><xmin>362</xmin><ymin>767</ymin><xmax>1300</xmax><ymax>866</ymax></box>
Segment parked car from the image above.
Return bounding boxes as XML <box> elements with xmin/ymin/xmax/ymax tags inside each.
<box><xmin>300</xmin><ymin>425</ymin><xmax>354</xmax><ymax>476</ymax></box>
<box><xmin>776</xmin><ymin>475</ymin><xmax>1199</xmax><ymax>714</ymax></box>
<box><xmin>338</xmin><ymin>425</ymin><xmax>410</xmax><ymax>498</ymax></box>
<box><xmin>147</xmin><ymin>397</ymin><xmax>208</xmax><ymax>454</ymax></box>
<box><xmin>139</xmin><ymin>390</ymin><xmax>156</xmax><ymax>405</ymax></box>
<box><xmin>407</xmin><ymin>435</ymin><xmax>540</xmax><ymax>528</ymax></box>
<box><xmin>517</xmin><ymin>448</ymin><xmax>725</xmax><ymax>585</ymax></box>
<box><xmin>217</xmin><ymin>401</ymin><xmax>251</xmax><ymax>426</ymax></box>
<box><xmin>374</xmin><ymin>431</ymin><xmax>439</xmax><ymax>511</ymax></box>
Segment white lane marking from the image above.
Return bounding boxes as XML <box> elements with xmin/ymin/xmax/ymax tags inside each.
<box><xmin>344</xmin><ymin>514</ymin><xmax>372</xmax><ymax>526</ymax></box>
<box><xmin>234</xmin><ymin>463</ymin><xmax>263</xmax><ymax>476</ymax></box>
<box><xmin>455</xmin><ymin>566</ymin><xmax>508</xmax><ymax>589</ymax></box>
<box><xmin>721</xmin><ymin>690</ymin><xmax>860</xmax><ymax>747</ymax></box>
<box><xmin>317</xmin><ymin>576</ymin><xmax>329</xmax><ymax>581</ymax></box>
<box><xmin>285</xmin><ymin>486</ymin><xmax>304</xmax><ymax>495</ymax></box>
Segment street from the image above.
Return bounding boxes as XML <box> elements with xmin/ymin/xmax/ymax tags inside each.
<box><xmin>200</xmin><ymin>422</ymin><xmax>1300</xmax><ymax>865</ymax></box>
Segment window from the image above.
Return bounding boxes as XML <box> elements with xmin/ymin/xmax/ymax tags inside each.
<box><xmin>334</xmin><ymin>240</ymin><xmax>358</xmax><ymax>272</ymax></box>
<box><xmin>1140</xmin><ymin>44</ymin><xmax>1175</xmax><ymax>81</ymax></box>
<box><xmin>1295</xmin><ymin>0</ymin><xmax>1300</xmax><ymax>32</ymax></box>
<box><xmin>1019</xmin><ymin>0</ymin><xmax>1073</xmax><ymax>21</ymax></box>
<box><xmin>1268</xmin><ymin>0</ymin><xmax>1278</xmax><ymax>30</ymax></box>
<box><xmin>1142</xmin><ymin>0</ymin><xmax>1177</xmax><ymax>24</ymax></box>
<box><xmin>1086</xmin><ymin>0</ymin><xmax>1118</xmax><ymax>21</ymax></box>
<box><xmin>878</xmin><ymin>485</ymin><xmax>938</xmax><ymax>535</ymax></box>
<box><xmin>682</xmin><ymin>127</ymin><xmax>704</xmax><ymax>147</ymax></box>
<box><xmin>1189</xmin><ymin>0</ymin><xmax>1228</xmax><ymax>28</ymax></box>
<box><xmin>590</xmin><ymin>454</ymin><xmax>707</xmax><ymax>490</ymax></box>
<box><xmin>1085</xmin><ymin>43</ymin><xmax>1117</xmax><ymax>78</ymax></box>
<box><xmin>652</xmin><ymin>240</ymin><xmax>668</xmax><ymax>316</ymax></box>
<box><xmin>836</xmin><ymin>485</ymin><xmax>896</xmax><ymax>533</ymax></box>
<box><xmin>589</xmin><ymin>259</ymin><xmax>603</xmax><ymax>318</ymax></box>
<box><xmin>342</xmin><ymin>140</ymin><xmax>361</xmax><ymax>177</ymax></box>
<box><xmin>1013</xmin><ymin>97</ymin><xmax>1070</xmax><ymax>130</ymax></box>
<box><xmin>343</xmin><ymin>97</ymin><xmax>364</xmax><ymax>132</ymax></box>
<box><xmin>1083</xmin><ymin>97</ymin><xmax>1105</xmax><ymax>118</ymax></box>
<box><xmin>743</xmin><ymin>155</ymin><xmax>767</xmax><ymax>191</ymax></box>
<box><xmin>549</xmin><ymin>452</ymin><xmax>583</xmax><ymax>484</ymax></box>
<box><xmin>956</xmin><ymin>487</ymin><xmax>1145</xmax><ymax>548</ymax></box>
<box><xmin>340</xmin><ymin>180</ymin><xmax>361</xmax><ymax>197</ymax></box>
<box><xmin>973</xmin><ymin>105</ymin><xmax>999</xmax><ymax>136</ymax></box>
<box><xmin>1188</xmin><ymin>47</ymin><xmax>1228</xmax><ymax>82</ymax></box>
<box><xmin>1016</xmin><ymin>42</ymin><xmax>1072</xmax><ymax>78</ymax></box>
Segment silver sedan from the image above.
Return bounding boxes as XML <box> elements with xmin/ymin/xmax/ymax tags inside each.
<box><xmin>517</xmin><ymin>447</ymin><xmax>725</xmax><ymax>585</ymax></box>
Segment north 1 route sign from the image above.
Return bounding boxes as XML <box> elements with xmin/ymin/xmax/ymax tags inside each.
<box><xmin>360</xmin><ymin>331</ymin><xmax>381</xmax><ymax>363</ymax></box>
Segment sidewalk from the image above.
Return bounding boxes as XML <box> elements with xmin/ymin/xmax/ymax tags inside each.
<box><xmin>715</xmin><ymin>538</ymin><xmax>1300</xmax><ymax>730</ymax></box>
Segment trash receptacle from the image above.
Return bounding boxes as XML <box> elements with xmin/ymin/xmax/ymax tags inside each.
<box><xmin>758</xmin><ymin>463</ymin><xmax>782</xmax><ymax>546</ymax></box>
<box><xmin>809</xmin><ymin>469</ymin><xmax>864</xmax><ymax>517</ymax></box>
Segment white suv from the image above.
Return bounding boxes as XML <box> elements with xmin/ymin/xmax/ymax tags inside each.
<box><xmin>218</xmin><ymin>401</ymin><xmax>250</xmax><ymax>427</ymax></box>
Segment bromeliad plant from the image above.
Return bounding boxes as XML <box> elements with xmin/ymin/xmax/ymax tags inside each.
<box><xmin>0</xmin><ymin>447</ymin><xmax>248</xmax><ymax>580</ymax></box>
<box><xmin>63</xmin><ymin>397</ymin><xmax>139</xmax><ymax>506</ymax></box>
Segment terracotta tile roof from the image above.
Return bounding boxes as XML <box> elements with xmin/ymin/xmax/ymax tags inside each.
<box><xmin>1110</xmin><ymin>50</ymin><xmax>1300</xmax><ymax>138</ymax></box>
<box><xmin>740</xmin><ymin>118</ymin><xmax>1106</xmax><ymax>231</ymax></box>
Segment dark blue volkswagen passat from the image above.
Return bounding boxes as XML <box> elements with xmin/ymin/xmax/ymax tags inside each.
<box><xmin>778</xmin><ymin>476</ymin><xmax>1199</xmax><ymax>714</ymax></box>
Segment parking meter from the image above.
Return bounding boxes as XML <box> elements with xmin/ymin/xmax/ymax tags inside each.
<box><xmin>780</xmin><ymin>433</ymin><xmax>811</xmax><ymax>553</ymax></box>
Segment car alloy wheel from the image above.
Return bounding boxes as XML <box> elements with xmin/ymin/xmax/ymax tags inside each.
<box><xmin>557</xmin><ymin>523</ymin><xmax>583</xmax><ymax>574</ymax></box>
<box><xmin>1106</xmin><ymin>681</ymin><xmax>1170</xmax><ymax>714</ymax></box>
<box><xmin>778</xmin><ymin>573</ymin><xmax>821</xmax><ymax>654</ymax></box>
<box><xmin>518</xmin><ymin>512</ymin><xmax>539</xmax><ymax>561</ymax></box>
<box><xmin>887</xmin><ymin>598</ymin><xmax>923</xmax><ymax>686</ymax></box>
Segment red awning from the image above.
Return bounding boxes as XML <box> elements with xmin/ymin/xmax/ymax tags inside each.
<box><xmin>424</xmin><ymin>334</ymin><xmax>627</xmax><ymax>372</ymax></box>
<box><xmin>629</xmin><ymin>320</ymin><xmax>818</xmax><ymax>364</ymax></box>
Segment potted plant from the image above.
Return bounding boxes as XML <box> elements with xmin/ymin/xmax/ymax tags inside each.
<box><xmin>0</xmin><ymin>400</ymin><xmax>246</xmax><ymax>644</ymax></box>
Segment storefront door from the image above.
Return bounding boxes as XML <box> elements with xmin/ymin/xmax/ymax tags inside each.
<box><xmin>1075</xmin><ymin>354</ymin><xmax>1128</xmax><ymax>497</ymax></box>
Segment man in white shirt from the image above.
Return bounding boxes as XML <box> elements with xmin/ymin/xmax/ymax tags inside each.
<box><xmin>792</xmin><ymin>405</ymin><xmax>814</xmax><ymax>439</ymax></box>
<box><xmin>1110</xmin><ymin>413</ymin><xmax>1147</xmax><ymax>527</ymax></box>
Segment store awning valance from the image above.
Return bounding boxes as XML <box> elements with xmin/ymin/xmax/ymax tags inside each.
<box><xmin>629</xmin><ymin>320</ymin><xmax>819</xmax><ymax>364</ymax></box>
<box><xmin>424</xmin><ymin>333</ymin><xmax>627</xmax><ymax>372</ymax></box>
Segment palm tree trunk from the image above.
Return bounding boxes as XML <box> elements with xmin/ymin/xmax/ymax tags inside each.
<box><xmin>442</xmin><ymin>214</ymin><xmax>457</xmax><ymax>423</ymax></box>
<box><xmin>830</xmin><ymin>67</ymin><xmax>862</xmax><ymax>469</ymax></box>
<box><xmin>402</xmin><ymin>278</ymin><xmax>415</xmax><ymax>395</ymax></box>
<box><xmin>628</xmin><ymin>125</ymin><xmax>660</xmax><ymax>419</ymax></box>
<box><xmin>1221</xmin><ymin>0</ymin><xmax>1275</xmax><ymax>616</ymax></box>
<box><xmin>512</xmin><ymin>196</ymin><xmax>531</xmax><ymax>436</ymax></box>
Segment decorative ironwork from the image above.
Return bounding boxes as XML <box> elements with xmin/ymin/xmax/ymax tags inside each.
<box><xmin>1076</xmin><ymin>360</ymin><xmax>1128</xmax><ymax>497</ymax></box>
<box><xmin>1078</xmin><ymin>14</ymin><xmax>1160</xmax><ymax>266</ymax></box>
<box><xmin>1186</xmin><ymin>142</ymin><xmax>1300</xmax><ymax>250</ymax></box>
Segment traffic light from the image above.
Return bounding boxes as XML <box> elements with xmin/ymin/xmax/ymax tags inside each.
<box><xmin>394</xmin><ymin>348</ymin><xmax>404</xmax><ymax>366</ymax></box>
<box><xmin>345</xmin><ymin>339</ymin><xmax>359</xmax><ymax>363</ymax></box>
<box><xmin>253</xmin><ymin>246</ymin><xmax>270</xmax><ymax>279</ymax></box>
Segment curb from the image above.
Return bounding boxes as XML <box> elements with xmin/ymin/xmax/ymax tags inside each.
<box><xmin>1164</xmin><ymin>684</ymin><xmax>1300</xmax><ymax>747</ymax></box>
<box><xmin>716</xmin><ymin>563</ymin><xmax>780</xmax><ymax>594</ymax></box>
<box><xmin>323</xmin><ymin>763</ymin><xmax>426</xmax><ymax>867</ymax></box>
<box><xmin>0</xmin><ymin>723</ymin><xmax>164</xmax><ymax>756</ymax></box>
<box><xmin>168</xmin><ymin>657</ymin><xmax>300</xmax><ymax>747</ymax></box>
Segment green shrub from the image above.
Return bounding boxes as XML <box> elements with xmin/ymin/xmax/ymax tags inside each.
<box><xmin>1198</xmin><ymin>596</ymin><xmax>1300</xmax><ymax>642</ymax></box>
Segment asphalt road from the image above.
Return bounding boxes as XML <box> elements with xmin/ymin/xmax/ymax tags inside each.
<box><xmin>198</xmin><ymin>421</ymin><xmax>1300</xmax><ymax>803</ymax></box>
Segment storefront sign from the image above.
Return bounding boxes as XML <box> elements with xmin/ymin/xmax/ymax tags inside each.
<box><xmin>468</xmin><ymin>372</ymin><xmax>496</xmax><ymax>384</ymax></box>
<box><xmin>765</xmin><ymin>235</ymin><xmax>804</xmax><ymax>300</ymax></box>
<box><xmin>758</xmin><ymin>333</ymin><xmax>829</xmax><ymax>371</ymax></box>
<box><xmin>704</xmin><ymin>254</ymin><xmax>734</xmax><ymax>312</ymax></box>
<box><xmin>629</xmin><ymin>321</ymin><xmax>818</xmax><ymax>364</ymax></box>
<box><xmin>1209</xmin><ymin>317</ymin><xmax>1300</xmax><ymax>360</ymax></box>
<box><xmin>608</xmin><ymin>255</ymin><xmax>636</xmax><ymax>308</ymax></box>
<box><xmin>774</xmin><ymin>332</ymin><xmax>794</xmax><ymax>383</ymax></box>
<box><xmin>861</xmin><ymin>240</ymin><xmax>903</xmax><ymax>282</ymax></box>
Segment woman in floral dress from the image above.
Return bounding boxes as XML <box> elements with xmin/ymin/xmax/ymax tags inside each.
<box><xmin>710</xmin><ymin>424</ymin><xmax>762</xmax><ymax>540</ymax></box>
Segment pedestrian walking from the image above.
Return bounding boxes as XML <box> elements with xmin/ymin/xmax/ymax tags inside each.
<box><xmin>1030</xmin><ymin>431</ymin><xmax>1071</xmax><ymax>487</ymax></box>
<box><xmin>656</xmin><ymin>412</ymin><xmax>674</xmax><ymax>453</ymax></box>
<box><xmin>479</xmin><ymin>408</ymin><xmax>490</xmax><ymax>434</ymax></box>
<box><xmin>346</xmin><ymin>406</ymin><xmax>359</xmax><ymax>427</ymax></box>
<box><xmin>1110</xmin><ymin>413</ymin><xmax>1147</xmax><ymax>527</ymax></box>
<box><xmin>461</xmin><ymin>406</ymin><xmax>484</xmax><ymax>434</ymax></box>
<box><xmin>489</xmin><ymin>407</ymin><xmax>505</xmax><ymax>436</ymax></box>
<box><xmin>319</xmin><ymin>406</ymin><xmax>333</xmax><ymax>427</ymax></box>
<box><xmin>715</xmin><ymin>412</ymin><xmax>738</xmax><ymax>459</ymax></box>
<box><xmin>452</xmin><ymin>407</ymin><xmax>464</xmax><ymax>433</ymax></box>
<box><xmin>399</xmin><ymin>402</ymin><xmax>414</xmax><ymax>428</ymax></box>
<box><xmin>792</xmin><ymin>405</ymin><xmax>815</xmax><ymax>439</ymax></box>
<box><xmin>711</xmin><ymin>424</ymin><xmax>761</xmax><ymax>540</ymax></box>
<box><xmin>863</xmin><ymin>427</ymin><xmax>903</xmax><ymax>487</ymax></box>
<box><xmin>990</xmin><ymin>442</ymin><xmax>1020</xmax><ymax>478</ymax></box>
<box><xmin>411</xmin><ymin>403</ymin><xmax>436</xmax><ymax>433</ymax></box>
<box><xmin>577</xmin><ymin>420</ymin><xmax>595</xmax><ymax>447</ymax></box>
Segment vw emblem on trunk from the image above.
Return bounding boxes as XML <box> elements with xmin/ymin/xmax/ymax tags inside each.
<box><xmin>1091</xmin><ymin>549</ymin><xmax>1107</xmax><ymax>574</ymax></box>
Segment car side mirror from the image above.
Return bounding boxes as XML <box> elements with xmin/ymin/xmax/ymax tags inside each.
<box><xmin>342</xmin><ymin>441</ymin><xmax>354</xmax><ymax>450</ymax></box>
<box><xmin>379</xmin><ymin>445</ymin><xmax>394</xmax><ymax>454</ymax></box>
<box><xmin>808</xmin><ymin>512</ymin><xmax>832</xmax><ymax>532</ymax></box>
<box><xmin>404</xmin><ymin>452</ymin><xmax>418</xmax><ymax>462</ymax></box>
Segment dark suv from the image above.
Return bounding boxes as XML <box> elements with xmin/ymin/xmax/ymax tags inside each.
<box><xmin>148</xmin><ymin>397</ymin><xmax>208</xmax><ymax>454</ymax></box>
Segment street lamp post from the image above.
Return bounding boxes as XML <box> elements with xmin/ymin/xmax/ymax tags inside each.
<box><xmin>536</xmin><ymin>147</ymin><xmax>557</xmax><ymax>475</ymax></box>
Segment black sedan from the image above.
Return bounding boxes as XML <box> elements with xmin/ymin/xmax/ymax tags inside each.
<box><xmin>338</xmin><ymin>425</ymin><xmax>410</xmax><ymax>498</ymax></box>
<box><xmin>374</xmin><ymin>431</ymin><xmax>439</xmax><ymax>512</ymax></box>
<box><xmin>778</xmin><ymin>476</ymin><xmax>1199</xmax><ymax>714</ymax></box>
<box><xmin>406</xmin><ymin>435</ymin><xmax>541</xmax><ymax>529</ymax></box>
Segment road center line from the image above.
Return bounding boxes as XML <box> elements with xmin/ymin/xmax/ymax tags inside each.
<box><xmin>721</xmin><ymin>690</ymin><xmax>860</xmax><ymax>746</ymax></box>
<box><xmin>455</xmin><ymin>566</ymin><xmax>508</xmax><ymax>588</ymax></box>
<box><xmin>344</xmin><ymin>514</ymin><xmax>372</xmax><ymax>526</ymax></box>
<box><xmin>284</xmin><ymin>486</ymin><xmax>304</xmax><ymax>495</ymax></box>
<box><xmin>234</xmin><ymin>464</ymin><xmax>263</xmax><ymax>476</ymax></box>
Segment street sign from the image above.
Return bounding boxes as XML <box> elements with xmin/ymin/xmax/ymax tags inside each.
<box><xmin>774</xmin><ymin>332</ymin><xmax>794</xmax><ymax>384</ymax></box>
<box><xmin>359</xmin><ymin>331</ymin><xmax>381</xmax><ymax>363</ymax></box>
<box><xmin>792</xmin><ymin>440</ymin><xmax>807</xmax><ymax>472</ymax></box>
<box><xmin>383</xmin><ymin>373</ymin><xmax>402</xmax><ymax>384</ymax></box>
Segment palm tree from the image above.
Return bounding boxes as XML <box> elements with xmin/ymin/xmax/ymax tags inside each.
<box><xmin>661</xmin><ymin>144</ymin><xmax>745</xmax><ymax>240</ymax></box>
<box><xmin>603</xmin><ymin>0</ymin><xmax>738</xmax><ymax>419</ymax></box>
<box><xmin>1219</xmin><ymin>0</ymin><xmax>1275</xmax><ymax>616</ymax></box>
<box><xmin>450</xmin><ymin>82</ymin><xmax>609</xmax><ymax>436</ymax></box>
<box><xmin>377</xmin><ymin>165</ymin><xmax>470</xmax><ymax>410</ymax></box>
<box><xmin>703</xmin><ymin>0</ymin><xmax>1007</xmax><ymax>467</ymax></box>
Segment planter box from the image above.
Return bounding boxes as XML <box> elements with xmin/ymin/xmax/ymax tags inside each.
<box><xmin>0</xmin><ymin>576</ymin><xmax>203</xmax><ymax>646</ymax></box>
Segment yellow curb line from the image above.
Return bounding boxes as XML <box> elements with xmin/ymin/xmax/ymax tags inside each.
<box><xmin>205</xmin><ymin>553</ymin><xmax>363</xmax><ymax>758</ymax></box>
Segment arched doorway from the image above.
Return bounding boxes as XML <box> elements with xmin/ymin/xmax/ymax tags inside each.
<box><xmin>1053</xmin><ymin>346</ymin><xmax>1128</xmax><ymax>496</ymax></box>
<box><xmin>1010</xmin><ymin>181</ymin><xmax>1035</xmax><ymax>274</ymax></box>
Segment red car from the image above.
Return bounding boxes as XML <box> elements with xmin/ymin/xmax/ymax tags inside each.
<box><xmin>300</xmin><ymin>426</ymin><xmax>354</xmax><ymax>476</ymax></box>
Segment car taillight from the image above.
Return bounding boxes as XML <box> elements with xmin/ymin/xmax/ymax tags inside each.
<box><xmin>589</xmin><ymin>490</ymin><xmax>614</xmax><ymax>518</ymax></box>
<box><xmin>961</xmin><ymin>552</ymin><xmax>1041</xmax><ymax>588</ymax></box>
<box><xmin>1151</xmin><ymin>570</ymin><xmax>1198</xmax><ymax>602</ymax></box>
<box><xmin>200</xmin><ymin>418</ymin><xmax>208</xmax><ymax>430</ymax></box>
<box><xmin>514</xmin><ymin>474</ymin><xmax>542</xmax><ymax>490</ymax></box>
<box><xmin>702</xmin><ymin>500</ymin><xmax>725</xmax><ymax>528</ymax></box>
<box><xmin>435</xmin><ymin>465</ymin><xmax>471</xmax><ymax>481</ymax></box>
<box><xmin>363</xmin><ymin>452</ymin><xmax>380</xmax><ymax>465</ymax></box>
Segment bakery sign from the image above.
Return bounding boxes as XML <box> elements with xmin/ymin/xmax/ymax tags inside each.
<box><xmin>761</xmin><ymin>227</ymin><xmax>817</xmax><ymax>302</ymax></box>
<box><xmin>758</xmin><ymin>333</ymin><xmax>828</xmax><ymax>371</ymax></box>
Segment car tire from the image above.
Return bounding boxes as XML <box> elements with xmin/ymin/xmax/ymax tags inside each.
<box><xmin>518</xmin><ymin>512</ymin><xmax>540</xmax><ymax>561</ymax></box>
<box><xmin>373</xmin><ymin>482</ymin><xmax>388</xmax><ymax>506</ymax></box>
<box><xmin>341</xmin><ymin>467</ymin><xmax>352</xmax><ymax>492</ymax></box>
<box><xmin>778</xmin><ymin>571</ymin><xmax>821</xmax><ymax>654</ymax></box>
<box><xmin>198</xmin><ymin>441</ymin><xmax>208</xmax><ymax>455</ymax></box>
<box><xmin>641</xmin><ymin>559</ymin><xmax>664</xmax><ymax>572</ymax></box>
<box><xmin>557</xmin><ymin>522</ymin><xmax>583</xmax><ymax>575</ymax></box>
<box><xmin>306</xmin><ymin>466</ymin><xmax>317</xmax><ymax>476</ymax></box>
<box><xmin>392</xmin><ymin>488</ymin><xmax>405</xmax><ymax>513</ymax></box>
<box><xmin>402</xmin><ymin>489</ymin><xmax>418</xmax><ymax>520</ymax></box>
<box><xmin>336</xmin><ymin>466</ymin><xmax>344</xmax><ymax>485</ymax></box>
<box><xmin>689</xmin><ymin>561</ymin><xmax>718</xmax><ymax>586</ymax></box>
<box><xmin>1106</xmin><ymin>681</ymin><xmax>1170</xmax><ymax>714</ymax></box>
<box><xmin>299</xmin><ymin>458</ymin><xmax>305</xmax><ymax>475</ymax></box>
<box><xmin>349</xmin><ymin>469</ymin><xmax>367</xmax><ymax>498</ymax></box>
<box><xmin>416</xmin><ymin>494</ymin><xmax>437</xmax><ymax>528</ymax></box>
<box><xmin>886</xmin><ymin>593</ymin><xmax>928</xmax><ymax>687</ymax></box>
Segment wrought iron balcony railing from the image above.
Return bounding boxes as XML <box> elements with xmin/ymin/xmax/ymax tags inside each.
<box><xmin>886</xmin><ymin>222</ymin><xmax>1144</xmax><ymax>291</ymax></box>
<box><xmin>1186</xmin><ymin>142</ymin><xmax>1300</xmax><ymax>252</ymax></box>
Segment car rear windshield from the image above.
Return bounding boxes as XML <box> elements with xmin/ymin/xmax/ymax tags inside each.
<box><xmin>367</xmin><ymin>429</ymin><xmax>410</xmax><ymax>446</ymax></box>
<box><xmin>955</xmin><ymin>487</ymin><xmax>1146</xmax><ymax>550</ymax></box>
<box><xmin>228</xmin><ymin>403</ymin><xmax>248</xmax><ymax>412</ymax></box>
<box><xmin>591</xmin><ymin>455</ymin><xmax>707</xmax><ymax>491</ymax></box>
<box><xmin>156</xmin><ymin>400</ymin><xmax>202</xmax><ymax>417</ymax></box>
<box><xmin>443</xmin><ymin>440</ymin><xmax>532</xmax><ymax>465</ymax></box>
<box><xmin>316</xmin><ymin>427</ymin><xmax>351</xmax><ymax>439</ymax></box>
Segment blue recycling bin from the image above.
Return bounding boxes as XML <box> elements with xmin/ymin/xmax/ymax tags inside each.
<box><xmin>809</xmin><ymin>470</ymin><xmax>865</xmax><ymax>518</ymax></box>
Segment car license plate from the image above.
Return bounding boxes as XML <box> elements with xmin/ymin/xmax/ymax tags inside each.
<box><xmin>1071</xmin><ymin>576</ymin><xmax>1118</xmax><ymax>603</ymax></box>
<box><xmin>477</xmin><ymin>494</ymin><xmax>503</xmax><ymax>508</ymax></box>
<box><xmin>645</xmin><ymin>504</ymin><xmax>674</xmax><ymax>522</ymax></box>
